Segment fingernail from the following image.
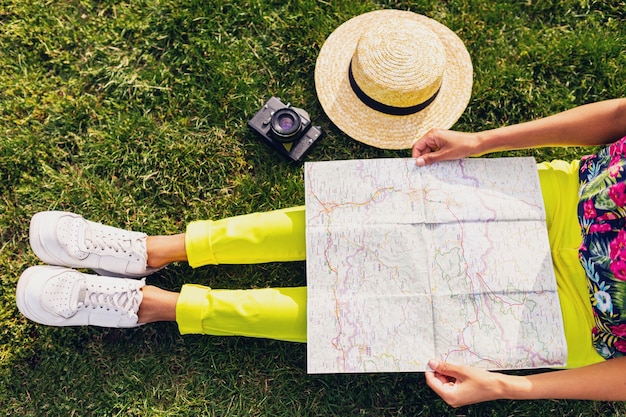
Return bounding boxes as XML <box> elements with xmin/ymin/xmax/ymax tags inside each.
<box><xmin>427</xmin><ymin>359</ymin><xmax>439</xmax><ymax>370</ymax></box>
<box><xmin>415</xmin><ymin>157</ymin><xmax>425</xmax><ymax>167</ymax></box>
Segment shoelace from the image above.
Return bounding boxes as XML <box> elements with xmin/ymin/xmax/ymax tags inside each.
<box><xmin>84</xmin><ymin>229</ymin><xmax>144</xmax><ymax>259</ymax></box>
<box><xmin>79</xmin><ymin>284</ymin><xmax>141</xmax><ymax>318</ymax></box>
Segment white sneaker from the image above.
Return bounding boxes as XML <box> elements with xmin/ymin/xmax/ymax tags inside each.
<box><xmin>29</xmin><ymin>211</ymin><xmax>160</xmax><ymax>278</ymax></box>
<box><xmin>16</xmin><ymin>265</ymin><xmax>145</xmax><ymax>328</ymax></box>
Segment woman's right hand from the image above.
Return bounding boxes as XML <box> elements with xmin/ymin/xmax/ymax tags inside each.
<box><xmin>412</xmin><ymin>129</ymin><xmax>482</xmax><ymax>166</ymax></box>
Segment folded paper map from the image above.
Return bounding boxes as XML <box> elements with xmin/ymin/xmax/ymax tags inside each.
<box><xmin>305</xmin><ymin>158</ymin><xmax>567</xmax><ymax>373</ymax></box>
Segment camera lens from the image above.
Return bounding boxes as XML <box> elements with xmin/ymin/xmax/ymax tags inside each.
<box><xmin>270</xmin><ymin>108</ymin><xmax>301</xmax><ymax>142</ymax></box>
<box><xmin>277</xmin><ymin>114</ymin><xmax>294</xmax><ymax>130</ymax></box>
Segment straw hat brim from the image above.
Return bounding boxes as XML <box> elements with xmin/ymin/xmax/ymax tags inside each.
<box><xmin>315</xmin><ymin>10</ymin><xmax>473</xmax><ymax>150</ymax></box>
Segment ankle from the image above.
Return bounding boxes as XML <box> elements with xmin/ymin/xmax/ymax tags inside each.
<box><xmin>146</xmin><ymin>234</ymin><xmax>187</xmax><ymax>268</ymax></box>
<box><xmin>137</xmin><ymin>286</ymin><xmax>179</xmax><ymax>323</ymax></box>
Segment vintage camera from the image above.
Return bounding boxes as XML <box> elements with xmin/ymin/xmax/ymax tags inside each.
<box><xmin>248</xmin><ymin>97</ymin><xmax>323</xmax><ymax>162</ymax></box>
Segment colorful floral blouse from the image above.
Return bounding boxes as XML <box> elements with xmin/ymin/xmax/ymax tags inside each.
<box><xmin>578</xmin><ymin>135</ymin><xmax>626</xmax><ymax>359</ymax></box>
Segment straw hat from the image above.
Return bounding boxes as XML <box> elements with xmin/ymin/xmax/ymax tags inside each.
<box><xmin>315</xmin><ymin>10</ymin><xmax>473</xmax><ymax>150</ymax></box>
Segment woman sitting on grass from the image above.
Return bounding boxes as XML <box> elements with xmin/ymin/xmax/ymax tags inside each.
<box><xmin>16</xmin><ymin>98</ymin><xmax>626</xmax><ymax>406</ymax></box>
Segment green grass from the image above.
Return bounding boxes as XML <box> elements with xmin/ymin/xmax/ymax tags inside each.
<box><xmin>1</xmin><ymin>0</ymin><xmax>626</xmax><ymax>415</ymax></box>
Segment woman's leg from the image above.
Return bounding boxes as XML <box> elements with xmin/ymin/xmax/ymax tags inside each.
<box><xmin>28</xmin><ymin>206</ymin><xmax>306</xmax><ymax>277</ymax></box>
<box><xmin>17</xmin><ymin>267</ymin><xmax>307</xmax><ymax>342</ymax></box>
<box><xmin>137</xmin><ymin>285</ymin><xmax>179</xmax><ymax>323</ymax></box>
<box><xmin>146</xmin><ymin>234</ymin><xmax>187</xmax><ymax>268</ymax></box>
<box><xmin>175</xmin><ymin>284</ymin><xmax>307</xmax><ymax>342</ymax></box>
<box><xmin>184</xmin><ymin>206</ymin><xmax>306</xmax><ymax>267</ymax></box>
<box><xmin>126</xmin><ymin>282</ymin><xmax>308</xmax><ymax>342</ymax></box>
<box><xmin>144</xmin><ymin>206</ymin><xmax>307</xmax><ymax>268</ymax></box>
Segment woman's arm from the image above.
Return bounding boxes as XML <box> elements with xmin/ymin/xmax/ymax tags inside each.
<box><xmin>413</xmin><ymin>98</ymin><xmax>626</xmax><ymax>166</ymax></box>
<box><xmin>425</xmin><ymin>357</ymin><xmax>626</xmax><ymax>407</ymax></box>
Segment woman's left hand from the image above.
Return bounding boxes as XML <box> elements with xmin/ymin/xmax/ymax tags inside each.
<box><xmin>425</xmin><ymin>359</ymin><xmax>506</xmax><ymax>407</ymax></box>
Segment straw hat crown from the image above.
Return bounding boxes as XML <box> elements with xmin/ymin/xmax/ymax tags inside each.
<box><xmin>350</xmin><ymin>20</ymin><xmax>445</xmax><ymax>109</ymax></box>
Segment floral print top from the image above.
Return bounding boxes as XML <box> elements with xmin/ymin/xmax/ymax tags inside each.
<box><xmin>578</xmin><ymin>135</ymin><xmax>626</xmax><ymax>359</ymax></box>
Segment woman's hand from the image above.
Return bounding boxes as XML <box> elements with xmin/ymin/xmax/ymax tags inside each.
<box><xmin>427</xmin><ymin>356</ymin><xmax>626</xmax><ymax>406</ymax></box>
<box><xmin>411</xmin><ymin>129</ymin><xmax>482</xmax><ymax>166</ymax></box>
<box><xmin>413</xmin><ymin>99</ymin><xmax>626</xmax><ymax>167</ymax></box>
<box><xmin>424</xmin><ymin>360</ymin><xmax>507</xmax><ymax>407</ymax></box>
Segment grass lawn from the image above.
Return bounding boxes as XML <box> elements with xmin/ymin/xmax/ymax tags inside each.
<box><xmin>1</xmin><ymin>0</ymin><xmax>626</xmax><ymax>415</ymax></box>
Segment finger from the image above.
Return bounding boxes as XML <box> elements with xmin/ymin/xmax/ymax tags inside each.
<box><xmin>424</xmin><ymin>369</ymin><xmax>441</xmax><ymax>389</ymax></box>
<box><xmin>412</xmin><ymin>141</ymin><xmax>432</xmax><ymax>158</ymax></box>
<box><xmin>425</xmin><ymin>370</ymin><xmax>460</xmax><ymax>407</ymax></box>
<box><xmin>428</xmin><ymin>359</ymin><xmax>462</xmax><ymax>379</ymax></box>
<box><xmin>416</xmin><ymin>150</ymin><xmax>445</xmax><ymax>166</ymax></box>
<box><xmin>412</xmin><ymin>130</ymin><xmax>442</xmax><ymax>157</ymax></box>
<box><xmin>425</xmin><ymin>370</ymin><xmax>447</xmax><ymax>394</ymax></box>
<box><xmin>425</xmin><ymin>369</ymin><xmax>452</xmax><ymax>387</ymax></box>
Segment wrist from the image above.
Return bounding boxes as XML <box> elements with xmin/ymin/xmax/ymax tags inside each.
<box><xmin>472</xmin><ymin>131</ymin><xmax>493</xmax><ymax>156</ymax></box>
<box><xmin>498</xmin><ymin>373</ymin><xmax>533</xmax><ymax>400</ymax></box>
<box><xmin>472</xmin><ymin>127</ymin><xmax>515</xmax><ymax>156</ymax></box>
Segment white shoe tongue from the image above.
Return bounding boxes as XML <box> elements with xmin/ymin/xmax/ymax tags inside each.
<box><xmin>42</xmin><ymin>273</ymin><xmax>84</xmax><ymax>318</ymax></box>
<box><xmin>63</xmin><ymin>275</ymin><xmax>85</xmax><ymax>317</ymax></box>
<box><xmin>58</xmin><ymin>216</ymin><xmax>89</xmax><ymax>260</ymax></box>
<box><xmin>75</xmin><ymin>283</ymin><xmax>87</xmax><ymax>311</ymax></box>
<box><xmin>73</xmin><ymin>220</ymin><xmax>90</xmax><ymax>259</ymax></box>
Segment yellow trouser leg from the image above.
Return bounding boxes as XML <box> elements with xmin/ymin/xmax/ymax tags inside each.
<box><xmin>184</xmin><ymin>206</ymin><xmax>306</xmax><ymax>267</ymax></box>
<box><xmin>176</xmin><ymin>285</ymin><xmax>307</xmax><ymax>342</ymax></box>
<box><xmin>176</xmin><ymin>206</ymin><xmax>307</xmax><ymax>341</ymax></box>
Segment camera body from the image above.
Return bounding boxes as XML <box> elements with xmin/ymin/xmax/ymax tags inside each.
<box><xmin>248</xmin><ymin>96</ymin><xmax>323</xmax><ymax>162</ymax></box>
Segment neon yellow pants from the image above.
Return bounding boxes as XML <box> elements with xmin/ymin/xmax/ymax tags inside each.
<box><xmin>537</xmin><ymin>160</ymin><xmax>603</xmax><ymax>368</ymax></box>
<box><xmin>175</xmin><ymin>165</ymin><xmax>605</xmax><ymax>367</ymax></box>
<box><xmin>176</xmin><ymin>207</ymin><xmax>308</xmax><ymax>342</ymax></box>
